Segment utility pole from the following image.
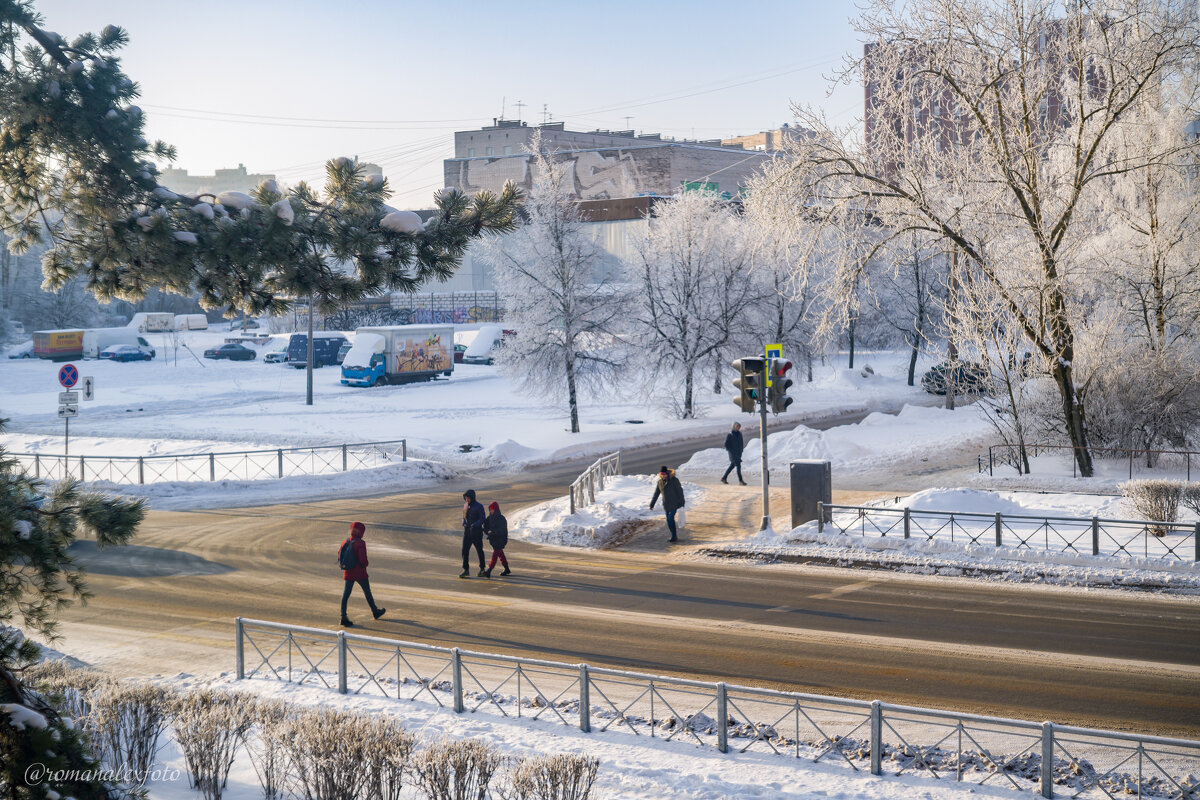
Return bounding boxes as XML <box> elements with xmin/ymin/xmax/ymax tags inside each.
<box><xmin>306</xmin><ymin>293</ymin><xmax>314</xmax><ymax>406</ymax></box>
<box><xmin>758</xmin><ymin>359</ymin><xmax>770</xmax><ymax>531</ymax></box>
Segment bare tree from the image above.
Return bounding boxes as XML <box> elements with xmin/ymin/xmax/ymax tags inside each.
<box><xmin>485</xmin><ymin>132</ymin><xmax>629</xmax><ymax>433</ymax></box>
<box><xmin>776</xmin><ymin>0</ymin><xmax>1200</xmax><ymax>476</ymax></box>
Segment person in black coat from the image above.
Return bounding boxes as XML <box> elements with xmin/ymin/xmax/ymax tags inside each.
<box><xmin>649</xmin><ymin>466</ymin><xmax>686</xmax><ymax>543</ymax></box>
<box><xmin>481</xmin><ymin>501</ymin><xmax>511</xmax><ymax>577</ymax></box>
<box><xmin>461</xmin><ymin>489</ymin><xmax>487</xmax><ymax>578</ymax></box>
<box><xmin>721</xmin><ymin>422</ymin><xmax>747</xmax><ymax>485</ymax></box>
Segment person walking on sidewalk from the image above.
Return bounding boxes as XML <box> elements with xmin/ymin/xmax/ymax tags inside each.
<box><xmin>339</xmin><ymin>521</ymin><xmax>385</xmax><ymax>627</ymax></box>
<box><xmin>461</xmin><ymin>489</ymin><xmax>487</xmax><ymax>578</ymax></box>
<box><xmin>481</xmin><ymin>501</ymin><xmax>511</xmax><ymax>577</ymax></box>
<box><xmin>649</xmin><ymin>466</ymin><xmax>686</xmax><ymax>543</ymax></box>
<box><xmin>721</xmin><ymin>422</ymin><xmax>747</xmax><ymax>485</ymax></box>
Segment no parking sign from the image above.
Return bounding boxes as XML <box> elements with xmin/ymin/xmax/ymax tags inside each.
<box><xmin>58</xmin><ymin>363</ymin><xmax>79</xmax><ymax>388</ymax></box>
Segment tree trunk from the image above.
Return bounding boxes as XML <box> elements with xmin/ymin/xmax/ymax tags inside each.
<box><xmin>306</xmin><ymin>294</ymin><xmax>314</xmax><ymax>407</ymax></box>
<box><xmin>847</xmin><ymin>320</ymin><xmax>856</xmax><ymax>369</ymax></box>
<box><xmin>712</xmin><ymin>351</ymin><xmax>722</xmax><ymax>394</ymax></box>
<box><xmin>907</xmin><ymin>338</ymin><xmax>919</xmax><ymax>387</ymax></box>
<box><xmin>684</xmin><ymin>366</ymin><xmax>695</xmax><ymax>419</ymax></box>
<box><xmin>565</xmin><ymin>353</ymin><xmax>580</xmax><ymax>434</ymax></box>
<box><xmin>1052</xmin><ymin>362</ymin><xmax>1095</xmax><ymax>477</ymax></box>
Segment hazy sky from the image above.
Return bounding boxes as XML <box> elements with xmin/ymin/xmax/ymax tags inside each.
<box><xmin>40</xmin><ymin>1</ymin><xmax>866</xmax><ymax>207</ymax></box>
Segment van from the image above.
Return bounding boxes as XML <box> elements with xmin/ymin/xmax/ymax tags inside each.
<box><xmin>82</xmin><ymin>328</ymin><xmax>156</xmax><ymax>359</ymax></box>
<box><xmin>128</xmin><ymin>312</ymin><xmax>175</xmax><ymax>333</ymax></box>
<box><xmin>33</xmin><ymin>329</ymin><xmax>84</xmax><ymax>361</ymax></box>
<box><xmin>174</xmin><ymin>314</ymin><xmax>209</xmax><ymax>331</ymax></box>
<box><xmin>287</xmin><ymin>332</ymin><xmax>348</xmax><ymax>368</ymax></box>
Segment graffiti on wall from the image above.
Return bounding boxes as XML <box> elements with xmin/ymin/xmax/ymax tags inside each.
<box><xmin>456</xmin><ymin>149</ymin><xmax>646</xmax><ymax>200</ymax></box>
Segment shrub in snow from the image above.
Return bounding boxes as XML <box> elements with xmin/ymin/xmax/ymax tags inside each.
<box><xmin>1120</xmin><ymin>479</ymin><xmax>1184</xmax><ymax>535</ymax></box>
<box><xmin>26</xmin><ymin>660</ymin><xmax>113</xmax><ymax>723</ymax></box>
<box><xmin>362</xmin><ymin>716</ymin><xmax>417</xmax><ymax>800</ymax></box>
<box><xmin>1183</xmin><ymin>484</ymin><xmax>1200</xmax><ymax>519</ymax></box>
<box><xmin>243</xmin><ymin>698</ymin><xmax>290</xmax><ymax>800</ymax></box>
<box><xmin>170</xmin><ymin>690</ymin><xmax>253</xmax><ymax>800</ymax></box>
<box><xmin>88</xmin><ymin>682</ymin><xmax>172</xmax><ymax>789</ymax></box>
<box><xmin>282</xmin><ymin>706</ymin><xmax>373</xmax><ymax>800</ymax></box>
<box><xmin>507</xmin><ymin>753</ymin><xmax>600</xmax><ymax>800</ymax></box>
<box><xmin>412</xmin><ymin>737</ymin><xmax>503</xmax><ymax>800</ymax></box>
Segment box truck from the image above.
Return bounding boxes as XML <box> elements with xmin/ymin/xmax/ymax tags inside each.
<box><xmin>128</xmin><ymin>312</ymin><xmax>175</xmax><ymax>333</ymax></box>
<box><xmin>82</xmin><ymin>328</ymin><xmax>155</xmax><ymax>359</ymax></box>
<box><xmin>340</xmin><ymin>325</ymin><xmax>453</xmax><ymax>386</ymax></box>
<box><xmin>33</xmin><ymin>329</ymin><xmax>84</xmax><ymax>361</ymax></box>
<box><xmin>174</xmin><ymin>314</ymin><xmax>209</xmax><ymax>331</ymax></box>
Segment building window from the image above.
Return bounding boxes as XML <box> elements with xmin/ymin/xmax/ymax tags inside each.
<box><xmin>503</xmin><ymin>146</ymin><xmax>512</xmax><ymax>155</ymax></box>
<box><xmin>467</xmin><ymin>148</ymin><xmax>476</xmax><ymax>157</ymax></box>
<box><xmin>486</xmin><ymin>146</ymin><xmax>494</xmax><ymax>156</ymax></box>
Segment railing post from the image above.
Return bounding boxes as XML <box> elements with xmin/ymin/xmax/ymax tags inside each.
<box><xmin>569</xmin><ymin>484</ymin><xmax>576</xmax><ymax>515</ymax></box>
<box><xmin>1040</xmin><ymin>721</ymin><xmax>1054</xmax><ymax>798</ymax></box>
<box><xmin>451</xmin><ymin>648</ymin><xmax>464</xmax><ymax>713</ymax></box>
<box><xmin>34</xmin><ymin>454</ymin><xmax>39</xmax><ymax>479</ymax></box>
<box><xmin>337</xmin><ymin>631</ymin><xmax>347</xmax><ymax>694</ymax></box>
<box><xmin>235</xmin><ymin>617</ymin><xmax>244</xmax><ymax>680</ymax></box>
<box><xmin>870</xmin><ymin>700</ymin><xmax>883</xmax><ymax>775</ymax></box>
<box><xmin>209</xmin><ymin>453</ymin><xmax>215</xmax><ymax>481</ymax></box>
<box><xmin>903</xmin><ymin>507</ymin><xmax>911</xmax><ymax>539</ymax></box>
<box><xmin>138</xmin><ymin>457</ymin><xmax>144</xmax><ymax>485</ymax></box>
<box><xmin>817</xmin><ymin>502</ymin><xmax>824</xmax><ymax>533</ymax></box>
<box><xmin>402</xmin><ymin>440</ymin><xmax>407</xmax><ymax>462</ymax></box>
<box><xmin>995</xmin><ymin>512</ymin><xmax>1002</xmax><ymax>547</ymax></box>
<box><xmin>716</xmin><ymin>682</ymin><xmax>728</xmax><ymax>753</ymax></box>
<box><xmin>1092</xmin><ymin>517</ymin><xmax>1100</xmax><ymax>556</ymax></box>
<box><xmin>79</xmin><ymin>455</ymin><xmax>85</xmax><ymax>481</ymax></box>
<box><xmin>277</xmin><ymin>449</ymin><xmax>283</xmax><ymax>478</ymax></box>
<box><xmin>578</xmin><ymin>665</ymin><xmax>590</xmax><ymax>732</ymax></box>
<box><xmin>342</xmin><ymin>444</ymin><xmax>348</xmax><ymax>472</ymax></box>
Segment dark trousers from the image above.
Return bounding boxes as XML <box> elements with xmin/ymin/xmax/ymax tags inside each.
<box><xmin>462</xmin><ymin>530</ymin><xmax>485</xmax><ymax>571</ymax></box>
<box><xmin>722</xmin><ymin>457</ymin><xmax>743</xmax><ymax>482</ymax></box>
<box><xmin>665</xmin><ymin>508</ymin><xmax>678</xmax><ymax>539</ymax></box>
<box><xmin>341</xmin><ymin>578</ymin><xmax>380</xmax><ymax>619</ymax></box>
<box><xmin>487</xmin><ymin>548</ymin><xmax>509</xmax><ymax>570</ymax></box>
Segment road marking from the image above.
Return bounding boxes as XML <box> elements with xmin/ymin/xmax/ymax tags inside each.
<box><xmin>402</xmin><ymin>589</ymin><xmax>511</xmax><ymax>607</ymax></box>
<box><xmin>809</xmin><ymin>579</ymin><xmax>877</xmax><ymax>601</ymax></box>
<box><xmin>516</xmin><ymin>554</ymin><xmax>656</xmax><ymax>572</ymax></box>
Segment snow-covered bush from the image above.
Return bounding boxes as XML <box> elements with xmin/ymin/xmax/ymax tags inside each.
<box><xmin>412</xmin><ymin>737</ymin><xmax>504</xmax><ymax>800</ymax></box>
<box><xmin>25</xmin><ymin>659</ymin><xmax>113</xmax><ymax>722</ymax></box>
<box><xmin>1180</xmin><ymin>484</ymin><xmax>1200</xmax><ymax>519</ymax></box>
<box><xmin>243</xmin><ymin>698</ymin><xmax>290</xmax><ymax>800</ymax></box>
<box><xmin>88</xmin><ymin>682</ymin><xmax>172</xmax><ymax>790</ymax></box>
<box><xmin>170</xmin><ymin>690</ymin><xmax>253</xmax><ymax>800</ymax></box>
<box><xmin>507</xmin><ymin>753</ymin><xmax>600</xmax><ymax>800</ymax></box>
<box><xmin>283</xmin><ymin>706</ymin><xmax>373</xmax><ymax>800</ymax></box>
<box><xmin>1121</xmin><ymin>480</ymin><xmax>1184</xmax><ymax>535</ymax></box>
<box><xmin>363</xmin><ymin>716</ymin><xmax>417</xmax><ymax>800</ymax></box>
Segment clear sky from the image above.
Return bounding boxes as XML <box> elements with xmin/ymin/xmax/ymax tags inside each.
<box><xmin>39</xmin><ymin>0</ymin><xmax>865</xmax><ymax>207</ymax></box>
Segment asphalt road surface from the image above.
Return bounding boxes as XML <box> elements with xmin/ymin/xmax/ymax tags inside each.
<box><xmin>55</xmin><ymin>410</ymin><xmax>1200</xmax><ymax>739</ymax></box>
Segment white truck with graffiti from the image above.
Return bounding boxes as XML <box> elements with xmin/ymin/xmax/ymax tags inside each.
<box><xmin>339</xmin><ymin>325</ymin><xmax>454</xmax><ymax>387</ymax></box>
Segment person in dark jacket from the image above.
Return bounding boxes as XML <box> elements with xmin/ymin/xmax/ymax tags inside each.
<box><xmin>649</xmin><ymin>466</ymin><xmax>686</xmax><ymax>543</ymax></box>
<box><xmin>461</xmin><ymin>489</ymin><xmax>487</xmax><ymax>578</ymax></box>
<box><xmin>339</xmin><ymin>521</ymin><xmax>385</xmax><ymax>627</ymax></box>
<box><xmin>721</xmin><ymin>422</ymin><xmax>747</xmax><ymax>485</ymax></box>
<box><xmin>481</xmin><ymin>501</ymin><xmax>511</xmax><ymax>578</ymax></box>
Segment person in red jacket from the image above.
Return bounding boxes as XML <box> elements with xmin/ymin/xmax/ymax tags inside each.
<box><xmin>339</xmin><ymin>521</ymin><xmax>385</xmax><ymax>627</ymax></box>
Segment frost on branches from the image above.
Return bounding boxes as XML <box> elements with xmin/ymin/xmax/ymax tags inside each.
<box><xmin>484</xmin><ymin>132</ymin><xmax>628</xmax><ymax>433</ymax></box>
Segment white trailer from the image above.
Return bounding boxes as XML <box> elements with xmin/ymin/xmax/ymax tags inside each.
<box><xmin>174</xmin><ymin>314</ymin><xmax>209</xmax><ymax>330</ymax></box>
<box><xmin>128</xmin><ymin>312</ymin><xmax>175</xmax><ymax>333</ymax></box>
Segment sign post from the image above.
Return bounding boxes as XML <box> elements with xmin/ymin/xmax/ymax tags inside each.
<box><xmin>58</xmin><ymin>364</ymin><xmax>79</xmax><ymax>455</ymax></box>
<box><xmin>758</xmin><ymin>344</ymin><xmax>783</xmax><ymax>531</ymax></box>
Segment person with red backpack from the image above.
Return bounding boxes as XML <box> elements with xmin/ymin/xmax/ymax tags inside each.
<box><xmin>339</xmin><ymin>521</ymin><xmax>385</xmax><ymax>627</ymax></box>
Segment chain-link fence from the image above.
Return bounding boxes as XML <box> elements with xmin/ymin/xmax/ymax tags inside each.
<box><xmin>12</xmin><ymin>440</ymin><xmax>407</xmax><ymax>485</ymax></box>
<box><xmin>235</xmin><ymin>618</ymin><xmax>1200</xmax><ymax>799</ymax></box>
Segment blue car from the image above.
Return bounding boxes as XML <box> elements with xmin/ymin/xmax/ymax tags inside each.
<box><xmin>99</xmin><ymin>344</ymin><xmax>153</xmax><ymax>362</ymax></box>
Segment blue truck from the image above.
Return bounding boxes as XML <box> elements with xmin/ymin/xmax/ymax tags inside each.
<box><xmin>340</xmin><ymin>325</ymin><xmax>454</xmax><ymax>387</ymax></box>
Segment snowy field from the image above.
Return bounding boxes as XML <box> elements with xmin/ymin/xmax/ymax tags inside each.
<box><xmin>0</xmin><ymin>334</ymin><xmax>931</xmax><ymax>478</ymax></box>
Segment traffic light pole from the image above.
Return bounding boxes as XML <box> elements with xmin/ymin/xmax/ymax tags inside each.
<box><xmin>758</xmin><ymin>361</ymin><xmax>770</xmax><ymax>531</ymax></box>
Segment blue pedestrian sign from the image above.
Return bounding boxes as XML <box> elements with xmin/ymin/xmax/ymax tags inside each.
<box><xmin>58</xmin><ymin>363</ymin><xmax>79</xmax><ymax>388</ymax></box>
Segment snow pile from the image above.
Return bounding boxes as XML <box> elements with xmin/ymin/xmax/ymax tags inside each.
<box><xmin>681</xmin><ymin>404</ymin><xmax>992</xmax><ymax>475</ymax></box>
<box><xmin>486</xmin><ymin>438</ymin><xmax>540</xmax><ymax>463</ymax></box>
<box><xmin>510</xmin><ymin>474</ymin><xmax>704</xmax><ymax>548</ymax></box>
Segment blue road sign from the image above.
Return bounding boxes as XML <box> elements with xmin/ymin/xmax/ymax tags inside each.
<box><xmin>58</xmin><ymin>363</ymin><xmax>79</xmax><ymax>388</ymax></box>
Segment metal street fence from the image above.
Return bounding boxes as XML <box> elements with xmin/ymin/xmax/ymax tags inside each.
<box><xmin>12</xmin><ymin>439</ymin><xmax>407</xmax><ymax>485</ymax></box>
<box><xmin>818</xmin><ymin>503</ymin><xmax>1200</xmax><ymax>563</ymax></box>
<box><xmin>568</xmin><ymin>451</ymin><xmax>622</xmax><ymax>514</ymax></box>
<box><xmin>234</xmin><ymin>618</ymin><xmax>1200</xmax><ymax>799</ymax></box>
<box><xmin>981</xmin><ymin>443</ymin><xmax>1199</xmax><ymax>481</ymax></box>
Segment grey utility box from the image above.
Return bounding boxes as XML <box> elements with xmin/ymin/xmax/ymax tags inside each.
<box><xmin>790</xmin><ymin>460</ymin><xmax>832</xmax><ymax>528</ymax></box>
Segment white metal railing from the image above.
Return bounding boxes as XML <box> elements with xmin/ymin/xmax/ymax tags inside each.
<box><xmin>11</xmin><ymin>439</ymin><xmax>407</xmax><ymax>486</ymax></box>
<box><xmin>568</xmin><ymin>452</ymin><xmax>622</xmax><ymax>514</ymax></box>
<box><xmin>818</xmin><ymin>503</ymin><xmax>1200</xmax><ymax>564</ymax></box>
<box><xmin>234</xmin><ymin>618</ymin><xmax>1200</xmax><ymax>799</ymax></box>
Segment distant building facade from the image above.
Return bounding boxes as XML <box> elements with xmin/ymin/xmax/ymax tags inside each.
<box><xmin>159</xmin><ymin>163</ymin><xmax>276</xmax><ymax>197</ymax></box>
<box><xmin>444</xmin><ymin>120</ymin><xmax>788</xmax><ymax>200</ymax></box>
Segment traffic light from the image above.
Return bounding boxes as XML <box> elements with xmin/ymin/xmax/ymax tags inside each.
<box><xmin>768</xmin><ymin>359</ymin><xmax>794</xmax><ymax>413</ymax></box>
<box><xmin>732</xmin><ymin>356</ymin><xmax>766</xmax><ymax>413</ymax></box>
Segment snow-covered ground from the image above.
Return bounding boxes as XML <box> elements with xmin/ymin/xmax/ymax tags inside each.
<box><xmin>509</xmin><ymin>474</ymin><xmax>706</xmax><ymax>547</ymax></box>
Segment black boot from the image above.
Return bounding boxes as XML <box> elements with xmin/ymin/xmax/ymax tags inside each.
<box><xmin>500</xmin><ymin>567</ymin><xmax>511</xmax><ymax>576</ymax></box>
<box><xmin>372</xmin><ymin>607</ymin><xmax>386</xmax><ymax>620</ymax></box>
<box><xmin>341</xmin><ymin>617</ymin><xmax>354</xmax><ymax>627</ymax></box>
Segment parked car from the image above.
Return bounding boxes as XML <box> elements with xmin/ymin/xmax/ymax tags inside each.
<box><xmin>453</xmin><ymin>343</ymin><xmax>467</xmax><ymax>363</ymax></box>
<box><xmin>920</xmin><ymin>361</ymin><xmax>990</xmax><ymax>395</ymax></box>
<box><xmin>229</xmin><ymin>318</ymin><xmax>260</xmax><ymax>331</ymax></box>
<box><xmin>204</xmin><ymin>343</ymin><xmax>257</xmax><ymax>361</ymax></box>
<box><xmin>462</xmin><ymin>324</ymin><xmax>505</xmax><ymax>365</ymax></box>
<box><xmin>99</xmin><ymin>344</ymin><xmax>154</xmax><ymax>362</ymax></box>
<box><xmin>7</xmin><ymin>341</ymin><xmax>34</xmax><ymax>359</ymax></box>
<box><xmin>263</xmin><ymin>347</ymin><xmax>289</xmax><ymax>364</ymax></box>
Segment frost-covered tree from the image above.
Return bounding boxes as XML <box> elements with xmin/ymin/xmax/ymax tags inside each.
<box><xmin>774</xmin><ymin>0</ymin><xmax>1200</xmax><ymax>476</ymax></box>
<box><xmin>630</xmin><ymin>192</ymin><xmax>755</xmax><ymax>418</ymax></box>
<box><xmin>0</xmin><ymin>419</ymin><xmax>143</xmax><ymax>798</ymax></box>
<box><xmin>870</xmin><ymin>234</ymin><xmax>947</xmax><ymax>386</ymax></box>
<box><xmin>486</xmin><ymin>135</ymin><xmax>629</xmax><ymax>433</ymax></box>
